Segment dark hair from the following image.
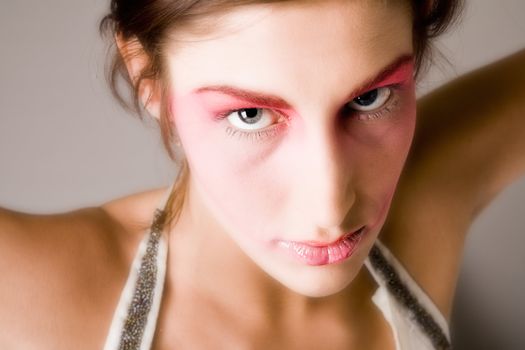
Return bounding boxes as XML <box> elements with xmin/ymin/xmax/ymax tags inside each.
<box><xmin>99</xmin><ymin>0</ymin><xmax>463</xmax><ymax>226</ymax></box>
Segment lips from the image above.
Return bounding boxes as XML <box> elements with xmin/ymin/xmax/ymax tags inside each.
<box><xmin>275</xmin><ymin>226</ymin><xmax>366</xmax><ymax>266</ymax></box>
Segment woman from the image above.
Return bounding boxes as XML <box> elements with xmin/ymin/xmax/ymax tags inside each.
<box><xmin>0</xmin><ymin>0</ymin><xmax>524</xmax><ymax>349</ymax></box>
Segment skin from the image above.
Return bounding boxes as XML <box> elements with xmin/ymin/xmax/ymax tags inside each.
<box><xmin>149</xmin><ymin>2</ymin><xmax>415</xmax><ymax>347</ymax></box>
<box><xmin>166</xmin><ymin>0</ymin><xmax>414</xmax><ymax>297</ymax></box>
<box><xmin>0</xmin><ymin>1</ymin><xmax>524</xmax><ymax>349</ymax></box>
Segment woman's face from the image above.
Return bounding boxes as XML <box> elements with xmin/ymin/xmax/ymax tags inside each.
<box><xmin>166</xmin><ymin>0</ymin><xmax>416</xmax><ymax>297</ymax></box>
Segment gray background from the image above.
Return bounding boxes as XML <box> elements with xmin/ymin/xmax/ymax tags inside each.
<box><xmin>0</xmin><ymin>1</ymin><xmax>524</xmax><ymax>349</ymax></box>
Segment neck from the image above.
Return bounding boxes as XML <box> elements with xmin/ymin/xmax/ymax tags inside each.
<box><xmin>163</xmin><ymin>178</ymin><xmax>379</xmax><ymax>333</ymax></box>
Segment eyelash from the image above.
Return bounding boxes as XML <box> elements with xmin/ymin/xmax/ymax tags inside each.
<box><xmin>215</xmin><ymin>84</ymin><xmax>403</xmax><ymax>143</ymax></box>
<box><xmin>224</xmin><ymin>123</ymin><xmax>286</xmax><ymax>143</ymax></box>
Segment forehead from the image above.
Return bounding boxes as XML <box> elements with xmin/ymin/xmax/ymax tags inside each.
<box><xmin>165</xmin><ymin>0</ymin><xmax>413</xmax><ymax>105</ymax></box>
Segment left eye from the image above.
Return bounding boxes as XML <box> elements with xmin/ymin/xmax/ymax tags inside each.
<box><xmin>347</xmin><ymin>87</ymin><xmax>392</xmax><ymax>112</ymax></box>
<box><xmin>224</xmin><ymin>108</ymin><xmax>274</xmax><ymax>131</ymax></box>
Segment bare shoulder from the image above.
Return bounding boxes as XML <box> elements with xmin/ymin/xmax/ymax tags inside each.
<box><xmin>0</xmin><ymin>203</ymin><xmax>138</xmax><ymax>273</ymax></box>
<box><xmin>101</xmin><ymin>186</ymin><xmax>170</xmax><ymax>235</ymax></box>
<box><xmin>0</xmin><ymin>187</ymin><xmax>167</xmax><ymax>349</ymax></box>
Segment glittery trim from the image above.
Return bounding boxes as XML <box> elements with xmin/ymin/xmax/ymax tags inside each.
<box><xmin>117</xmin><ymin>209</ymin><xmax>166</xmax><ymax>350</ymax></box>
<box><xmin>113</xmin><ymin>209</ymin><xmax>451</xmax><ymax>349</ymax></box>
<box><xmin>368</xmin><ymin>244</ymin><xmax>452</xmax><ymax>350</ymax></box>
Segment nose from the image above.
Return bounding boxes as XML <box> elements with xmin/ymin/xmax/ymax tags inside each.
<box><xmin>292</xmin><ymin>118</ymin><xmax>355</xmax><ymax>239</ymax></box>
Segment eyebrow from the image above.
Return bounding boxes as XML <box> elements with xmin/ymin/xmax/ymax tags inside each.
<box><xmin>193</xmin><ymin>53</ymin><xmax>414</xmax><ymax>110</ymax></box>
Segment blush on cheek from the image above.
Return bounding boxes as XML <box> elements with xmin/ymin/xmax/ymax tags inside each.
<box><xmin>169</xmin><ymin>91</ymin><xmax>234</xmax><ymax>161</ymax></box>
<box><xmin>385</xmin><ymin>80</ymin><xmax>417</xmax><ymax>145</ymax></box>
<box><xmin>168</xmin><ymin>91</ymin><xmax>280</xmax><ymax>240</ymax></box>
<box><xmin>399</xmin><ymin>84</ymin><xmax>417</xmax><ymax>146</ymax></box>
<box><xmin>169</xmin><ymin>92</ymin><xmax>209</xmax><ymax>135</ymax></box>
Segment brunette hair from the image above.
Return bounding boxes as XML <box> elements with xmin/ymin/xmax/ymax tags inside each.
<box><xmin>99</xmin><ymin>0</ymin><xmax>463</xmax><ymax>227</ymax></box>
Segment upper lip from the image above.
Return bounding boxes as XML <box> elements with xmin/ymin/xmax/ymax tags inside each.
<box><xmin>278</xmin><ymin>226</ymin><xmax>365</xmax><ymax>247</ymax></box>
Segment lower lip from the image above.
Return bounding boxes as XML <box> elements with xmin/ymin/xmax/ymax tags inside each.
<box><xmin>275</xmin><ymin>227</ymin><xmax>367</xmax><ymax>266</ymax></box>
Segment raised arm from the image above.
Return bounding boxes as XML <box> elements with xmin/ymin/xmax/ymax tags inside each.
<box><xmin>410</xmin><ymin>48</ymin><xmax>525</xmax><ymax>222</ymax></box>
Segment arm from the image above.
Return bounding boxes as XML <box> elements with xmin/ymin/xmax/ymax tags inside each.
<box><xmin>411</xmin><ymin>48</ymin><xmax>525</xmax><ymax>222</ymax></box>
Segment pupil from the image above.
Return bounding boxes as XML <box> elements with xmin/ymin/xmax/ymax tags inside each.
<box><xmin>238</xmin><ymin>108</ymin><xmax>261</xmax><ymax>124</ymax></box>
<box><xmin>355</xmin><ymin>89</ymin><xmax>378</xmax><ymax>106</ymax></box>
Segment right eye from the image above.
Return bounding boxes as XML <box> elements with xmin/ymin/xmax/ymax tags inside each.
<box><xmin>222</xmin><ymin>108</ymin><xmax>276</xmax><ymax>131</ymax></box>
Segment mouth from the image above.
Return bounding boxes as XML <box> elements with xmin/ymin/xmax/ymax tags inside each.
<box><xmin>274</xmin><ymin>226</ymin><xmax>367</xmax><ymax>266</ymax></box>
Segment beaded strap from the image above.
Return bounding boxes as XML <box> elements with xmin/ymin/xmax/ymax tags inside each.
<box><xmin>368</xmin><ymin>244</ymin><xmax>452</xmax><ymax>350</ymax></box>
<box><xmin>109</xmin><ymin>209</ymin><xmax>451</xmax><ymax>349</ymax></box>
<box><xmin>117</xmin><ymin>209</ymin><xmax>166</xmax><ymax>350</ymax></box>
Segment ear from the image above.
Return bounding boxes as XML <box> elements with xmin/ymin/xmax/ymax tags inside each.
<box><xmin>115</xmin><ymin>33</ymin><xmax>162</xmax><ymax>119</ymax></box>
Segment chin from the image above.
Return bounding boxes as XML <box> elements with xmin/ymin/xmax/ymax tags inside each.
<box><xmin>256</xmin><ymin>253</ymin><xmax>367</xmax><ymax>298</ymax></box>
<box><xmin>284</xmin><ymin>280</ymin><xmax>352</xmax><ymax>298</ymax></box>
<box><xmin>288</xmin><ymin>266</ymin><xmax>362</xmax><ymax>298</ymax></box>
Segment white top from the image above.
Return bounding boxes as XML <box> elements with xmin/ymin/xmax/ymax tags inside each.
<box><xmin>364</xmin><ymin>240</ymin><xmax>451</xmax><ymax>349</ymax></box>
<box><xmin>103</xmin><ymin>187</ymin><xmax>451</xmax><ymax>350</ymax></box>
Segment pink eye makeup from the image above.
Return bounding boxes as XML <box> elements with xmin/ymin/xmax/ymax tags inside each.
<box><xmin>193</xmin><ymin>54</ymin><xmax>415</xmax><ymax>144</ymax></box>
<box><xmin>216</xmin><ymin>108</ymin><xmax>289</xmax><ymax>143</ymax></box>
<box><xmin>211</xmin><ymin>83</ymin><xmax>406</xmax><ymax>142</ymax></box>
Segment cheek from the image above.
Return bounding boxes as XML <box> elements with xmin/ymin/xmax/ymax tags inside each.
<box><xmin>389</xmin><ymin>86</ymin><xmax>417</xmax><ymax>161</ymax></box>
<box><xmin>170</xmin><ymin>92</ymin><xmax>281</xmax><ymax>238</ymax></box>
<box><xmin>351</xmin><ymin>84</ymin><xmax>416</xmax><ymax>211</ymax></box>
<box><xmin>352</xmin><ymin>87</ymin><xmax>417</xmax><ymax>203</ymax></box>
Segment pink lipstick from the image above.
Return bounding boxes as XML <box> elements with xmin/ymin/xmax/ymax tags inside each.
<box><xmin>275</xmin><ymin>227</ymin><xmax>366</xmax><ymax>266</ymax></box>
